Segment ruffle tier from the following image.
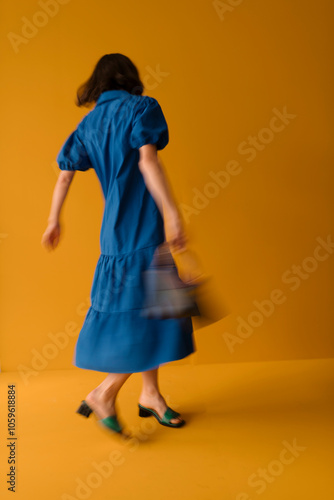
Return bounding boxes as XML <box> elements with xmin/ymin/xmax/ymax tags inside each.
<box><xmin>74</xmin><ymin>308</ymin><xmax>195</xmax><ymax>373</ymax></box>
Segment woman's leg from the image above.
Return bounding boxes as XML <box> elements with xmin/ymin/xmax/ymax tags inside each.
<box><xmin>85</xmin><ymin>372</ymin><xmax>132</xmax><ymax>419</ymax></box>
<box><xmin>139</xmin><ymin>367</ymin><xmax>183</xmax><ymax>424</ymax></box>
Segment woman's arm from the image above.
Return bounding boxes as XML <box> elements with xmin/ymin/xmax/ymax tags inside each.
<box><xmin>138</xmin><ymin>144</ymin><xmax>187</xmax><ymax>251</ymax></box>
<box><xmin>41</xmin><ymin>170</ymin><xmax>75</xmax><ymax>250</ymax></box>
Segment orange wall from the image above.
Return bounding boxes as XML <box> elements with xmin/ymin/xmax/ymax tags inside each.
<box><xmin>0</xmin><ymin>0</ymin><xmax>333</xmax><ymax>375</ymax></box>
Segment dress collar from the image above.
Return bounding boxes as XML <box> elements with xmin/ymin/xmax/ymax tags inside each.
<box><xmin>96</xmin><ymin>89</ymin><xmax>131</xmax><ymax>106</ymax></box>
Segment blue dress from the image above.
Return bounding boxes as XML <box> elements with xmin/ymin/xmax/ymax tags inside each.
<box><xmin>57</xmin><ymin>89</ymin><xmax>195</xmax><ymax>373</ymax></box>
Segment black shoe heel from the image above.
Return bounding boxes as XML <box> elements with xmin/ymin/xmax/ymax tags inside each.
<box><xmin>139</xmin><ymin>406</ymin><xmax>152</xmax><ymax>418</ymax></box>
<box><xmin>76</xmin><ymin>400</ymin><xmax>93</xmax><ymax>418</ymax></box>
<box><xmin>138</xmin><ymin>403</ymin><xmax>185</xmax><ymax>428</ymax></box>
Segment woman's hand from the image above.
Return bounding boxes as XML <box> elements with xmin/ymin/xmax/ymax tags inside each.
<box><xmin>42</xmin><ymin>170</ymin><xmax>75</xmax><ymax>251</ymax></box>
<box><xmin>41</xmin><ymin>220</ymin><xmax>61</xmax><ymax>251</ymax></box>
<box><xmin>164</xmin><ymin>211</ymin><xmax>187</xmax><ymax>253</ymax></box>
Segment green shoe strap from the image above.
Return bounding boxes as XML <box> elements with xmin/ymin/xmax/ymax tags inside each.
<box><xmin>100</xmin><ymin>415</ymin><xmax>122</xmax><ymax>433</ymax></box>
<box><xmin>162</xmin><ymin>407</ymin><xmax>181</xmax><ymax>424</ymax></box>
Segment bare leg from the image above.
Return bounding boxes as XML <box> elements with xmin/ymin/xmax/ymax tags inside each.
<box><xmin>85</xmin><ymin>372</ymin><xmax>132</xmax><ymax>419</ymax></box>
<box><xmin>139</xmin><ymin>367</ymin><xmax>183</xmax><ymax>424</ymax></box>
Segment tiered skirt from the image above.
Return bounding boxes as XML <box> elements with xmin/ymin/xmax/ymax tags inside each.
<box><xmin>73</xmin><ymin>244</ymin><xmax>195</xmax><ymax>373</ymax></box>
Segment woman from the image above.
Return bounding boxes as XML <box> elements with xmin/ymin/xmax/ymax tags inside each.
<box><xmin>41</xmin><ymin>53</ymin><xmax>195</xmax><ymax>435</ymax></box>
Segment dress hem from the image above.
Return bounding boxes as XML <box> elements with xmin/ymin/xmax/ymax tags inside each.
<box><xmin>72</xmin><ymin>348</ymin><xmax>195</xmax><ymax>374</ymax></box>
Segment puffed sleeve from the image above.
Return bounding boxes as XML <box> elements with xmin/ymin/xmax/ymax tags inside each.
<box><xmin>57</xmin><ymin>128</ymin><xmax>92</xmax><ymax>171</ymax></box>
<box><xmin>129</xmin><ymin>96</ymin><xmax>169</xmax><ymax>151</ymax></box>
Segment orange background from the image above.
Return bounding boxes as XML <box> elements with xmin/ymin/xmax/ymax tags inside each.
<box><xmin>0</xmin><ymin>0</ymin><xmax>333</xmax><ymax>373</ymax></box>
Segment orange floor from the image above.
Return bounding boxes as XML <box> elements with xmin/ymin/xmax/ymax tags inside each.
<box><xmin>0</xmin><ymin>358</ymin><xmax>333</xmax><ymax>499</ymax></box>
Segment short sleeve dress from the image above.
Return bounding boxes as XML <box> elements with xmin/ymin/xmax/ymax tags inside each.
<box><xmin>56</xmin><ymin>89</ymin><xmax>195</xmax><ymax>373</ymax></box>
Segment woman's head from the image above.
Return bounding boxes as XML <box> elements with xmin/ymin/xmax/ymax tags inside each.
<box><xmin>76</xmin><ymin>53</ymin><xmax>144</xmax><ymax>107</ymax></box>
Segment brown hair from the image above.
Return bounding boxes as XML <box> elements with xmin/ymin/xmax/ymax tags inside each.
<box><xmin>76</xmin><ymin>53</ymin><xmax>144</xmax><ymax>107</ymax></box>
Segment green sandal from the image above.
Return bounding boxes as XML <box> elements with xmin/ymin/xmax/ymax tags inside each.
<box><xmin>138</xmin><ymin>403</ymin><xmax>185</xmax><ymax>428</ymax></box>
<box><xmin>76</xmin><ymin>400</ymin><xmax>126</xmax><ymax>436</ymax></box>
<box><xmin>98</xmin><ymin>415</ymin><xmax>123</xmax><ymax>434</ymax></box>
